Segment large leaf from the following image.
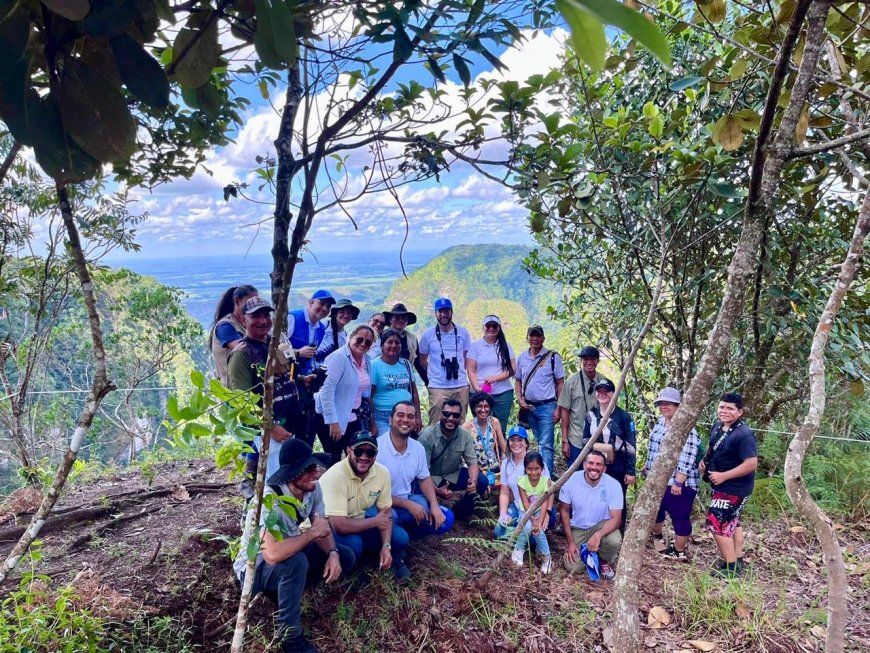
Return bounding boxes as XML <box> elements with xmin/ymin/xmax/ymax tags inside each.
<box><xmin>110</xmin><ymin>34</ymin><xmax>170</xmax><ymax>109</ymax></box>
<box><xmin>78</xmin><ymin>0</ymin><xmax>137</xmax><ymax>38</ymax></box>
<box><xmin>558</xmin><ymin>0</ymin><xmax>672</xmax><ymax>70</ymax></box>
<box><xmin>0</xmin><ymin>0</ymin><xmax>31</xmax><ymax>57</ymax></box>
<box><xmin>556</xmin><ymin>0</ymin><xmax>606</xmax><ymax>71</ymax></box>
<box><xmin>668</xmin><ymin>75</ymin><xmax>704</xmax><ymax>91</ymax></box>
<box><xmin>172</xmin><ymin>11</ymin><xmax>219</xmax><ymax>88</ymax></box>
<box><xmin>30</xmin><ymin>94</ymin><xmax>102</xmax><ymax>183</ymax></box>
<box><xmin>59</xmin><ymin>59</ymin><xmax>137</xmax><ymax>164</ymax></box>
<box><xmin>42</xmin><ymin>0</ymin><xmax>90</xmax><ymax>21</ymax></box>
<box><xmin>392</xmin><ymin>25</ymin><xmax>413</xmax><ymax>62</ymax></box>
<box><xmin>0</xmin><ymin>1</ymin><xmax>33</xmax><ymax>141</ymax></box>
<box><xmin>711</xmin><ymin>114</ymin><xmax>743</xmax><ymax>151</ymax></box>
<box><xmin>253</xmin><ymin>0</ymin><xmax>283</xmax><ymax>69</ymax></box>
<box><xmin>453</xmin><ymin>52</ymin><xmax>471</xmax><ymax>86</ymax></box>
<box><xmin>269</xmin><ymin>0</ymin><xmax>297</xmax><ymax>65</ymax></box>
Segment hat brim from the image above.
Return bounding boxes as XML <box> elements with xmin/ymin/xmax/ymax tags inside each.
<box><xmin>384</xmin><ymin>310</ymin><xmax>417</xmax><ymax>325</ymax></box>
<box><xmin>267</xmin><ymin>453</ymin><xmax>331</xmax><ymax>486</ymax></box>
<box><xmin>332</xmin><ymin>304</ymin><xmax>360</xmax><ymax>320</ymax></box>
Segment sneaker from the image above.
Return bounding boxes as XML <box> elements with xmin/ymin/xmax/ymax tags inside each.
<box><xmin>282</xmin><ymin>634</ymin><xmax>319</xmax><ymax>653</ymax></box>
<box><xmin>540</xmin><ymin>556</ymin><xmax>553</xmax><ymax>575</ymax></box>
<box><xmin>511</xmin><ymin>549</ymin><xmax>524</xmax><ymax>567</ymax></box>
<box><xmin>660</xmin><ymin>545</ymin><xmax>688</xmax><ymax>562</ymax></box>
<box><xmin>712</xmin><ymin>562</ymin><xmax>740</xmax><ymax>579</ymax></box>
<box><xmin>600</xmin><ymin>561</ymin><xmax>616</xmax><ymax>580</ymax></box>
<box><xmin>392</xmin><ymin>560</ymin><xmax>411</xmax><ymax>580</ymax></box>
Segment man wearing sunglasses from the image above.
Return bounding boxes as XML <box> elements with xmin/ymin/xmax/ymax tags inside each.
<box><xmin>418</xmin><ymin>398</ymin><xmax>488</xmax><ymax>519</ymax></box>
<box><xmin>319</xmin><ymin>431</ymin><xmax>412</xmax><ymax>579</ymax></box>
<box><xmin>558</xmin><ymin>345</ymin><xmax>607</xmax><ymax>471</ymax></box>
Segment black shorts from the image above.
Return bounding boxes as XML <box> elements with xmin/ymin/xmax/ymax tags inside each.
<box><xmin>706</xmin><ymin>491</ymin><xmax>748</xmax><ymax>537</ymax></box>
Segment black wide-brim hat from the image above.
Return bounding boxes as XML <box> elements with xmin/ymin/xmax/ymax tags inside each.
<box><xmin>267</xmin><ymin>439</ymin><xmax>331</xmax><ymax>485</ymax></box>
<box><xmin>384</xmin><ymin>302</ymin><xmax>417</xmax><ymax>325</ymax></box>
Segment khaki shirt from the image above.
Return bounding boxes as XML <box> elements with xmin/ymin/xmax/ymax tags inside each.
<box><xmin>210</xmin><ymin>314</ymin><xmax>245</xmax><ymax>385</ymax></box>
<box><xmin>418</xmin><ymin>423</ymin><xmax>477</xmax><ymax>485</ymax></box>
<box><xmin>320</xmin><ymin>458</ymin><xmax>392</xmax><ymax>518</ymax></box>
<box><xmin>557</xmin><ymin>371</ymin><xmax>606</xmax><ymax>447</ymax></box>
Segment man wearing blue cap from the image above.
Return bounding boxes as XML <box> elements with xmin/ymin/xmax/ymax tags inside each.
<box><xmin>234</xmin><ymin>439</ymin><xmax>354</xmax><ymax>653</ymax></box>
<box><xmin>287</xmin><ymin>289</ymin><xmax>335</xmax><ymax>375</ymax></box>
<box><xmin>419</xmin><ymin>298</ymin><xmax>472</xmax><ymax>425</ymax></box>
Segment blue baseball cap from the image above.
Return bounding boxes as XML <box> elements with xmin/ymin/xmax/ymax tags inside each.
<box><xmin>434</xmin><ymin>297</ymin><xmax>453</xmax><ymax>311</ymax></box>
<box><xmin>507</xmin><ymin>425</ymin><xmax>528</xmax><ymax>440</ymax></box>
<box><xmin>310</xmin><ymin>289</ymin><xmax>335</xmax><ymax>304</ymax></box>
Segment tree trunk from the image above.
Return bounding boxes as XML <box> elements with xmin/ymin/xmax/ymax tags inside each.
<box><xmin>0</xmin><ymin>184</ymin><xmax>115</xmax><ymax>584</ymax></box>
<box><xmin>612</xmin><ymin>1</ymin><xmax>830</xmax><ymax>649</ymax></box>
<box><xmin>784</xmin><ymin>188</ymin><xmax>869</xmax><ymax>653</ymax></box>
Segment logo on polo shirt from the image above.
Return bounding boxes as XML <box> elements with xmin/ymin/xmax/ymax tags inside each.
<box><xmin>369</xmin><ymin>490</ymin><xmax>381</xmax><ymax>499</ymax></box>
<box><xmin>600</xmin><ymin>489</ymin><xmax>607</xmax><ymax>502</ymax></box>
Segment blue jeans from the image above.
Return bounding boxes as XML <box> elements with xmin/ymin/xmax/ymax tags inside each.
<box><xmin>566</xmin><ymin>441</ymin><xmax>583</xmax><ymax>469</ymax></box>
<box><xmin>525</xmin><ymin>400</ymin><xmax>557</xmax><ymax>475</ymax></box>
<box><xmin>249</xmin><ymin>542</ymin><xmax>355</xmax><ymax>643</ymax></box>
<box><xmin>449</xmin><ymin>467</ymin><xmax>490</xmax><ymax>519</ymax></box>
<box><xmin>333</xmin><ymin>506</ymin><xmax>410</xmax><ymax>566</ymax></box>
<box><xmin>494</xmin><ymin>503</ymin><xmax>520</xmax><ymax>539</ymax></box>
<box><xmin>515</xmin><ymin>515</ymin><xmax>551</xmax><ymax>555</ymax></box>
<box><xmin>373</xmin><ymin>409</ymin><xmax>391</xmax><ymax>438</ymax></box>
<box><xmin>393</xmin><ymin>494</ymin><xmax>453</xmax><ymax>538</ymax></box>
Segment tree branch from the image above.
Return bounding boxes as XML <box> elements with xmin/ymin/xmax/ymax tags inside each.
<box><xmin>788</xmin><ymin>127</ymin><xmax>870</xmax><ymax>159</ymax></box>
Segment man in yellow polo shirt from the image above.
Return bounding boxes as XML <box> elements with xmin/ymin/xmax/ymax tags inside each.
<box><xmin>319</xmin><ymin>431</ymin><xmax>412</xmax><ymax>578</ymax></box>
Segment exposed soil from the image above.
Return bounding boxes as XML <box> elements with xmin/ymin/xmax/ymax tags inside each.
<box><xmin>1</xmin><ymin>460</ymin><xmax>868</xmax><ymax>653</ymax></box>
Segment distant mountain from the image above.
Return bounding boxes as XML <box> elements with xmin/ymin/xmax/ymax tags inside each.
<box><xmin>386</xmin><ymin>244</ymin><xmax>560</xmax><ymax>350</ymax></box>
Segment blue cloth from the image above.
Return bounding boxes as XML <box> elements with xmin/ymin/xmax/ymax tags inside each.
<box><xmin>392</xmin><ymin>494</ymin><xmax>453</xmax><ymax>539</ymax></box>
<box><xmin>215</xmin><ymin>320</ymin><xmax>243</xmax><ymax>347</ymax></box>
<box><xmin>515</xmin><ymin>521</ymin><xmax>551</xmax><ymax>556</ymax></box>
<box><xmin>333</xmin><ymin>505</ymin><xmax>410</xmax><ymax>566</ymax></box>
<box><xmin>373</xmin><ymin>409</ymin><xmax>391</xmax><ymax>438</ymax></box>
<box><xmin>370</xmin><ymin>357</ymin><xmax>414</xmax><ymax>412</ymax></box>
<box><xmin>525</xmin><ymin>399</ymin><xmax>557</xmax><ymax>476</ymax></box>
<box><xmin>315</xmin><ymin>325</ymin><xmax>346</xmax><ymax>363</ymax></box>
<box><xmin>580</xmin><ymin>543</ymin><xmax>600</xmax><ymax>581</ymax></box>
<box><xmin>288</xmin><ymin>308</ymin><xmax>326</xmax><ymax>373</ymax></box>
<box><xmin>494</xmin><ymin>503</ymin><xmax>520</xmax><ymax>539</ymax></box>
<box><xmin>314</xmin><ymin>344</ymin><xmax>371</xmax><ymax>432</ymax></box>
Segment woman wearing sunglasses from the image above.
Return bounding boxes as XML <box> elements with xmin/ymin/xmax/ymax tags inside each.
<box><xmin>315</xmin><ymin>324</ymin><xmax>376</xmax><ymax>466</ymax></box>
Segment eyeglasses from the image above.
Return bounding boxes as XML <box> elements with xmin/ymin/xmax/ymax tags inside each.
<box><xmin>353</xmin><ymin>337</ymin><xmax>373</xmax><ymax>347</ymax></box>
<box><xmin>371</xmin><ymin>321</ymin><xmax>385</xmax><ymax>327</ymax></box>
<box><xmin>352</xmin><ymin>447</ymin><xmax>377</xmax><ymax>459</ymax></box>
<box><xmin>442</xmin><ymin>410</ymin><xmax>462</xmax><ymax>419</ymax></box>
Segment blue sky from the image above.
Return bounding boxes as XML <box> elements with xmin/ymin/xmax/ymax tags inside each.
<box><xmin>119</xmin><ymin>26</ymin><xmax>568</xmax><ymax>260</ymax></box>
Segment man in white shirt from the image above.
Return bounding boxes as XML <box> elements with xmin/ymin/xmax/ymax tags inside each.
<box><xmin>377</xmin><ymin>400</ymin><xmax>449</xmax><ymax>538</ymax></box>
<box><xmin>559</xmin><ymin>451</ymin><xmax>623</xmax><ymax>580</ymax></box>
<box><xmin>418</xmin><ymin>298</ymin><xmax>471</xmax><ymax>424</ymax></box>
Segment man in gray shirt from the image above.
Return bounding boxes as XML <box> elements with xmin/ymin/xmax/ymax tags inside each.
<box><xmin>235</xmin><ymin>439</ymin><xmax>354</xmax><ymax>653</ymax></box>
<box><xmin>418</xmin><ymin>398</ymin><xmax>486</xmax><ymax>519</ymax></box>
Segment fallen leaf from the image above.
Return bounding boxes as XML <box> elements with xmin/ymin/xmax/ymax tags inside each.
<box><xmin>735</xmin><ymin>601</ymin><xmax>752</xmax><ymax>620</ymax></box>
<box><xmin>687</xmin><ymin>640</ymin><xmax>717</xmax><ymax>652</ymax></box>
<box><xmin>644</xmin><ymin>634</ymin><xmax>658</xmax><ymax>647</ymax></box>
<box><xmin>647</xmin><ymin>605</ymin><xmax>672</xmax><ymax>629</ymax></box>
<box><xmin>810</xmin><ymin>625</ymin><xmax>827</xmax><ymax>639</ymax></box>
<box><xmin>602</xmin><ymin>626</ymin><xmax>614</xmax><ymax>650</ymax></box>
<box><xmin>789</xmin><ymin>525</ymin><xmax>806</xmax><ymax>533</ymax></box>
<box><xmin>170</xmin><ymin>485</ymin><xmax>191</xmax><ymax>503</ymax></box>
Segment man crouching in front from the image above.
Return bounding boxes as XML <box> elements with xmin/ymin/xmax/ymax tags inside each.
<box><xmin>234</xmin><ymin>439</ymin><xmax>354</xmax><ymax>653</ymax></box>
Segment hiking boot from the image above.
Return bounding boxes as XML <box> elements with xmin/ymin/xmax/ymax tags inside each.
<box><xmin>541</xmin><ymin>556</ymin><xmax>553</xmax><ymax>575</ymax></box>
<box><xmin>511</xmin><ymin>549</ymin><xmax>524</xmax><ymax>567</ymax></box>
<box><xmin>712</xmin><ymin>562</ymin><xmax>741</xmax><ymax>579</ymax></box>
<box><xmin>282</xmin><ymin>634</ymin><xmax>319</xmax><ymax>653</ymax></box>
<box><xmin>600</xmin><ymin>561</ymin><xmax>616</xmax><ymax>580</ymax></box>
<box><xmin>660</xmin><ymin>545</ymin><xmax>688</xmax><ymax>562</ymax></box>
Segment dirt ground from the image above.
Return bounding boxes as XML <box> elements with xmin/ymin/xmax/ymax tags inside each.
<box><xmin>0</xmin><ymin>460</ymin><xmax>868</xmax><ymax>653</ymax></box>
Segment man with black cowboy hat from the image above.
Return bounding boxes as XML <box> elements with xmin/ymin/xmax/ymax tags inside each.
<box><xmin>228</xmin><ymin>296</ymin><xmax>312</xmax><ymax>497</ymax></box>
<box><xmin>234</xmin><ymin>439</ymin><xmax>354</xmax><ymax>653</ymax></box>
<box><xmin>558</xmin><ymin>345</ymin><xmax>606</xmax><ymax>469</ymax></box>
<box><xmin>383</xmin><ymin>302</ymin><xmax>427</xmax><ymax>384</ymax></box>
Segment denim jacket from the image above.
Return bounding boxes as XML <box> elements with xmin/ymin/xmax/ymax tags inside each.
<box><xmin>315</xmin><ymin>344</ymin><xmax>371</xmax><ymax>431</ymax></box>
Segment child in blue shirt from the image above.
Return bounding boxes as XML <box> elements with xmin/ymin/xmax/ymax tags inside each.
<box><xmin>513</xmin><ymin>452</ymin><xmax>554</xmax><ymax>574</ymax></box>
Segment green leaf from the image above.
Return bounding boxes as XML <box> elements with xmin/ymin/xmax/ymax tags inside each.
<box><xmin>732</xmin><ymin>108</ymin><xmax>760</xmax><ymax>130</ymax></box>
<box><xmin>187</xmin><ymin>423</ymin><xmax>212</xmax><ymax>438</ymax></box>
<box><xmin>558</xmin><ymin>0</ymin><xmax>672</xmax><ymax>70</ymax></box>
<box><xmin>30</xmin><ymin>94</ymin><xmax>102</xmax><ymax>183</ymax></box>
<box><xmin>166</xmin><ymin>396</ymin><xmax>181</xmax><ymax>421</ymax></box>
<box><xmin>246</xmin><ymin>530</ymin><xmax>261</xmax><ymax>561</ymax></box>
<box><xmin>467</xmin><ymin>0</ymin><xmax>485</xmax><ymax>26</ymax></box>
<box><xmin>172</xmin><ymin>12</ymin><xmax>220</xmax><ymax>88</ymax></box>
<box><xmin>427</xmin><ymin>55</ymin><xmax>446</xmax><ymax>83</ymax></box>
<box><xmin>668</xmin><ymin>75</ymin><xmax>704</xmax><ymax>91</ymax></box>
<box><xmin>269</xmin><ymin>0</ymin><xmax>298</xmax><ymax>65</ymax></box>
<box><xmin>708</xmin><ymin>182</ymin><xmax>745</xmax><ymax>198</ymax></box>
<box><xmin>393</xmin><ymin>26</ymin><xmax>413</xmax><ymax>62</ymax></box>
<box><xmin>642</xmin><ymin>101</ymin><xmax>659</xmax><ymax>118</ymax></box>
<box><xmin>648</xmin><ymin>113</ymin><xmax>664</xmax><ymax>138</ymax></box>
<box><xmin>729</xmin><ymin>58</ymin><xmax>747</xmax><ymax>81</ymax></box>
<box><xmin>453</xmin><ymin>52</ymin><xmax>471</xmax><ymax>86</ymax></box>
<box><xmin>253</xmin><ymin>0</ymin><xmax>282</xmax><ymax>69</ymax></box>
<box><xmin>190</xmin><ymin>369</ymin><xmax>205</xmax><ymax>389</ymax></box>
<box><xmin>556</xmin><ymin>0</ymin><xmax>606</xmax><ymax>71</ymax></box>
<box><xmin>110</xmin><ymin>34</ymin><xmax>170</xmax><ymax>109</ymax></box>
<box><xmin>78</xmin><ymin>0</ymin><xmax>137</xmax><ymax>38</ymax></box>
<box><xmin>59</xmin><ymin>59</ymin><xmax>137</xmax><ymax>164</ymax></box>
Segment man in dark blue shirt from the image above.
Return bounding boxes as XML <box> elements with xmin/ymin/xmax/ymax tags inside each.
<box><xmin>699</xmin><ymin>392</ymin><xmax>758</xmax><ymax>578</ymax></box>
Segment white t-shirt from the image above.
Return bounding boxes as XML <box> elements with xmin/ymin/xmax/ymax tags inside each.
<box><xmin>418</xmin><ymin>324</ymin><xmax>471</xmax><ymax>389</ymax></box>
<box><xmin>558</xmin><ymin>471</ymin><xmax>623</xmax><ymax>529</ymax></box>
<box><xmin>376</xmin><ymin>433</ymin><xmax>430</xmax><ymax>499</ymax></box>
<box><xmin>467</xmin><ymin>338</ymin><xmax>515</xmax><ymax>394</ymax></box>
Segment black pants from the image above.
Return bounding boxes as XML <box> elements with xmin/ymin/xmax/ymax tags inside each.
<box><xmin>315</xmin><ymin>414</ymin><xmax>362</xmax><ymax>467</ymax></box>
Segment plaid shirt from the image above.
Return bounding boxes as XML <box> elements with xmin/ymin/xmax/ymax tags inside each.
<box><xmin>645</xmin><ymin>417</ymin><xmax>701</xmax><ymax>489</ymax></box>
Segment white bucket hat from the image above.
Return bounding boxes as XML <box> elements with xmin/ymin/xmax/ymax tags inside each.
<box><xmin>653</xmin><ymin>387</ymin><xmax>682</xmax><ymax>405</ymax></box>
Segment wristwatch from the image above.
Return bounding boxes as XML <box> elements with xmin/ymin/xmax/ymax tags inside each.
<box><xmin>328</xmin><ymin>547</ymin><xmax>339</xmax><ymax>556</ymax></box>
<box><xmin>382</xmin><ymin>543</ymin><xmax>391</xmax><ymax>550</ymax></box>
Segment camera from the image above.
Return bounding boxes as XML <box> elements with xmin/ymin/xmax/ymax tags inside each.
<box><xmin>310</xmin><ymin>365</ymin><xmax>328</xmax><ymax>393</ymax></box>
<box><xmin>444</xmin><ymin>357</ymin><xmax>460</xmax><ymax>380</ymax></box>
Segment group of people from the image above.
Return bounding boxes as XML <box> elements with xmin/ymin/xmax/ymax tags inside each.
<box><xmin>211</xmin><ymin>288</ymin><xmax>758</xmax><ymax>653</ymax></box>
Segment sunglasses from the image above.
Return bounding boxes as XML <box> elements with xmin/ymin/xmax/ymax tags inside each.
<box><xmin>353</xmin><ymin>337</ymin><xmax>373</xmax><ymax>347</ymax></box>
<box><xmin>442</xmin><ymin>410</ymin><xmax>462</xmax><ymax>419</ymax></box>
<box><xmin>352</xmin><ymin>447</ymin><xmax>377</xmax><ymax>459</ymax></box>
<box><xmin>371</xmin><ymin>321</ymin><xmax>385</xmax><ymax>327</ymax></box>
<box><xmin>484</xmin><ymin>323</ymin><xmax>500</xmax><ymax>330</ymax></box>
